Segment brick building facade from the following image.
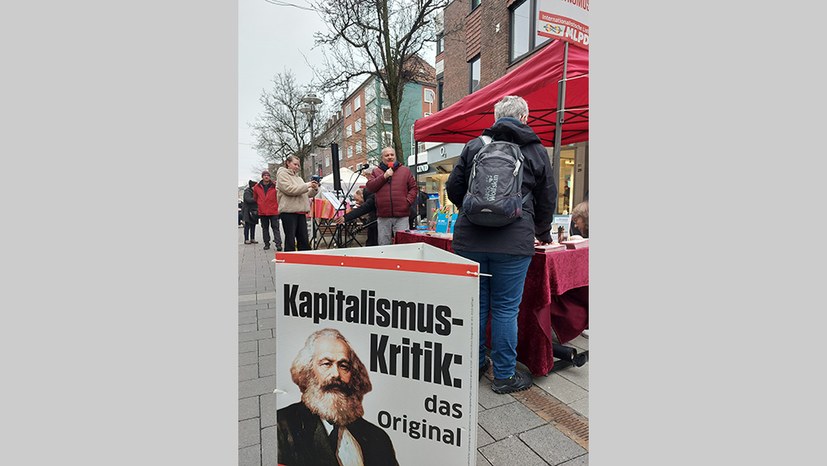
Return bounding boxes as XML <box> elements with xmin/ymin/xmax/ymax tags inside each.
<box><xmin>429</xmin><ymin>0</ymin><xmax>589</xmax><ymax>215</ymax></box>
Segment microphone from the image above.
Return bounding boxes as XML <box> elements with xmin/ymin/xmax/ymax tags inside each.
<box><xmin>358</xmin><ymin>163</ymin><xmax>370</xmax><ymax>170</ymax></box>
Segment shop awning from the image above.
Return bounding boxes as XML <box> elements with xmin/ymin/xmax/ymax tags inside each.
<box><xmin>414</xmin><ymin>40</ymin><xmax>588</xmax><ymax>147</ymax></box>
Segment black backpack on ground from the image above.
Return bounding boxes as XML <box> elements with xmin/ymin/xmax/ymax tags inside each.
<box><xmin>462</xmin><ymin>135</ymin><xmax>532</xmax><ymax>227</ymax></box>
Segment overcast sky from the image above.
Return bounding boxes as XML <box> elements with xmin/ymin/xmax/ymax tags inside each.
<box><xmin>238</xmin><ymin>0</ymin><xmax>326</xmax><ymax>187</ymax></box>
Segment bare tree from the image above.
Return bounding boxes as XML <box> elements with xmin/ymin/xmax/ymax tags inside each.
<box><xmin>251</xmin><ymin>70</ymin><xmax>329</xmax><ymax>174</ymax></box>
<box><xmin>310</xmin><ymin>0</ymin><xmax>447</xmax><ymax>161</ymax></box>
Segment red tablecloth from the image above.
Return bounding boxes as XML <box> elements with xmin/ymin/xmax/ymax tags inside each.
<box><xmin>394</xmin><ymin>230</ymin><xmax>454</xmax><ymax>251</ymax></box>
<box><xmin>394</xmin><ymin>230</ymin><xmax>589</xmax><ymax>375</ymax></box>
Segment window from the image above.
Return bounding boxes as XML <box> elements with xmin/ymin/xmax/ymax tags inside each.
<box><xmin>437</xmin><ymin>81</ymin><xmax>444</xmax><ymax>110</ymax></box>
<box><xmin>365</xmin><ymin>83</ymin><xmax>376</xmax><ymax>103</ymax></box>
<box><xmin>510</xmin><ymin>0</ymin><xmax>553</xmax><ymax>62</ymax></box>
<box><xmin>471</xmin><ymin>0</ymin><xmax>480</xmax><ymax>11</ymax></box>
<box><xmin>356</xmin><ymin>141</ymin><xmax>362</xmax><ymax>155</ymax></box>
<box><xmin>382</xmin><ymin>107</ymin><xmax>393</xmax><ymax>124</ymax></box>
<box><xmin>436</xmin><ymin>33</ymin><xmax>444</xmax><ymax>55</ymax></box>
<box><xmin>354</xmin><ymin>118</ymin><xmax>362</xmax><ymax>132</ymax></box>
<box><xmin>345</xmin><ymin>102</ymin><xmax>352</xmax><ymax>117</ymax></box>
<box><xmin>347</xmin><ymin>146</ymin><xmax>353</xmax><ymax>158</ymax></box>
<box><xmin>511</xmin><ymin>1</ymin><xmax>531</xmax><ymax>60</ymax></box>
<box><xmin>325</xmin><ymin>156</ymin><xmax>330</xmax><ymax>167</ymax></box>
<box><xmin>424</xmin><ymin>89</ymin><xmax>435</xmax><ymax>103</ymax></box>
<box><xmin>382</xmin><ymin>131</ymin><xmax>393</xmax><ymax>147</ymax></box>
<box><xmin>365</xmin><ymin>109</ymin><xmax>376</xmax><ymax>127</ymax></box>
<box><xmin>469</xmin><ymin>55</ymin><xmax>481</xmax><ymax>93</ymax></box>
<box><xmin>354</xmin><ymin>95</ymin><xmax>361</xmax><ymax>110</ymax></box>
<box><xmin>345</xmin><ymin>124</ymin><xmax>352</xmax><ymax>138</ymax></box>
<box><xmin>366</xmin><ymin>136</ymin><xmax>378</xmax><ymax>152</ymax></box>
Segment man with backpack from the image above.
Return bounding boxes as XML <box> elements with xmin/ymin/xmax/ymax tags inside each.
<box><xmin>446</xmin><ymin>95</ymin><xmax>555</xmax><ymax>394</ymax></box>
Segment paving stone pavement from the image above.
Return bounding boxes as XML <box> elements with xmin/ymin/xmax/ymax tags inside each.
<box><xmin>238</xmin><ymin>225</ymin><xmax>589</xmax><ymax>465</ymax></box>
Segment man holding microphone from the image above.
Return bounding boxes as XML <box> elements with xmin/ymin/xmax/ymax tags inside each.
<box><xmin>365</xmin><ymin>147</ymin><xmax>417</xmax><ymax>246</ymax></box>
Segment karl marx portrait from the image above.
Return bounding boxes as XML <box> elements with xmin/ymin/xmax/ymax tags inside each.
<box><xmin>277</xmin><ymin>328</ymin><xmax>398</xmax><ymax>466</ymax></box>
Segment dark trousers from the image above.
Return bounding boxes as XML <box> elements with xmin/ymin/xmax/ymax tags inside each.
<box><xmin>280</xmin><ymin>212</ymin><xmax>310</xmax><ymax>251</ymax></box>
<box><xmin>367</xmin><ymin>221</ymin><xmax>378</xmax><ymax>246</ymax></box>
<box><xmin>243</xmin><ymin>222</ymin><xmax>256</xmax><ymax>241</ymax></box>
<box><xmin>260</xmin><ymin>215</ymin><xmax>282</xmax><ymax>247</ymax></box>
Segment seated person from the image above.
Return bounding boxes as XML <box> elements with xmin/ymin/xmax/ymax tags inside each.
<box><xmin>335</xmin><ymin>188</ymin><xmax>376</xmax><ymax>229</ymax></box>
<box><xmin>570</xmin><ymin>201</ymin><xmax>589</xmax><ymax>238</ymax></box>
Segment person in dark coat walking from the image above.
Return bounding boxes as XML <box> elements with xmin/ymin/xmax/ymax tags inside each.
<box><xmin>446</xmin><ymin>95</ymin><xmax>555</xmax><ymax>395</ymax></box>
<box><xmin>241</xmin><ymin>180</ymin><xmax>259</xmax><ymax>244</ymax></box>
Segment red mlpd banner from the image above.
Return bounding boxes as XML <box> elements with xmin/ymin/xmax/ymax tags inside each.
<box><xmin>537</xmin><ymin>0</ymin><xmax>590</xmax><ymax>49</ymax></box>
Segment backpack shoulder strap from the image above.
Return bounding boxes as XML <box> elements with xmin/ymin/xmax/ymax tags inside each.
<box><xmin>479</xmin><ymin>135</ymin><xmax>492</xmax><ymax>145</ymax></box>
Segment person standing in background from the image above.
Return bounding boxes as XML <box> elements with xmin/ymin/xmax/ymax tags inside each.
<box><xmin>277</xmin><ymin>155</ymin><xmax>319</xmax><ymax>251</ymax></box>
<box><xmin>241</xmin><ymin>180</ymin><xmax>259</xmax><ymax>244</ymax></box>
<box><xmin>408</xmin><ymin>186</ymin><xmax>429</xmax><ymax>230</ymax></box>
<box><xmin>253</xmin><ymin>170</ymin><xmax>283</xmax><ymax>251</ymax></box>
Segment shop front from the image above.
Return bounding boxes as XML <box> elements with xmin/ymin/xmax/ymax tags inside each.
<box><xmin>409</xmin><ymin>142</ymin><xmax>466</xmax><ymax>219</ymax></box>
<box><xmin>412</xmin><ymin>140</ymin><xmax>588</xmax><ymax>219</ymax></box>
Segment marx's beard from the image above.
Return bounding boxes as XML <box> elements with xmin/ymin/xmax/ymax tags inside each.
<box><xmin>302</xmin><ymin>377</ymin><xmax>364</xmax><ymax>426</ymax></box>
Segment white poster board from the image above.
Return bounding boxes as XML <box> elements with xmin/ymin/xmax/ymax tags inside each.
<box><xmin>273</xmin><ymin>243</ymin><xmax>480</xmax><ymax>466</ymax></box>
<box><xmin>536</xmin><ymin>0</ymin><xmax>590</xmax><ymax>49</ymax></box>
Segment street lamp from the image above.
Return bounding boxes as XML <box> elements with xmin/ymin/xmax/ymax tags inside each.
<box><xmin>300</xmin><ymin>93</ymin><xmax>322</xmax><ymax>176</ymax></box>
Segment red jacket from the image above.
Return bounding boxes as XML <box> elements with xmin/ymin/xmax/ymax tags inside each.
<box><xmin>365</xmin><ymin>162</ymin><xmax>417</xmax><ymax>218</ymax></box>
<box><xmin>253</xmin><ymin>181</ymin><xmax>279</xmax><ymax>216</ymax></box>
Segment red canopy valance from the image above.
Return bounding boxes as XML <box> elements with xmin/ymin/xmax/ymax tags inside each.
<box><xmin>414</xmin><ymin>40</ymin><xmax>588</xmax><ymax>146</ymax></box>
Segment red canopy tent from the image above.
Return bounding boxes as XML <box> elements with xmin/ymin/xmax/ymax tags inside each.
<box><xmin>414</xmin><ymin>40</ymin><xmax>588</xmax><ymax>146</ymax></box>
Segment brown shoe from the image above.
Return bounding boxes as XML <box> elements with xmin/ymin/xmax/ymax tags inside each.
<box><xmin>250</xmin><ymin>239</ymin><xmax>258</xmax><ymax>244</ymax></box>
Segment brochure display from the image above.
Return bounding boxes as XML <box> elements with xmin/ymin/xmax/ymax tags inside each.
<box><xmin>435</xmin><ymin>213</ymin><xmax>449</xmax><ymax>233</ymax></box>
<box><xmin>551</xmin><ymin>215</ymin><xmax>572</xmax><ymax>241</ymax></box>
<box><xmin>274</xmin><ymin>243</ymin><xmax>481</xmax><ymax>465</ymax></box>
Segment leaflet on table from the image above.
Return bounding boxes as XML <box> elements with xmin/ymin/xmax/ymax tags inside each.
<box><xmin>561</xmin><ymin>238</ymin><xmax>589</xmax><ymax>249</ymax></box>
<box><xmin>435</xmin><ymin>213</ymin><xmax>449</xmax><ymax>233</ymax></box>
<box><xmin>551</xmin><ymin>215</ymin><xmax>572</xmax><ymax>242</ymax></box>
<box><xmin>535</xmin><ymin>243</ymin><xmax>566</xmax><ymax>252</ymax></box>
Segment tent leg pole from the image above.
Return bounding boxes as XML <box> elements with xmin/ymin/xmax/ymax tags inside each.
<box><xmin>552</xmin><ymin>42</ymin><xmax>569</xmax><ymax>214</ymax></box>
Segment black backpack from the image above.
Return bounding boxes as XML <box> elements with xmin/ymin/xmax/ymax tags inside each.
<box><xmin>462</xmin><ymin>135</ymin><xmax>532</xmax><ymax>227</ymax></box>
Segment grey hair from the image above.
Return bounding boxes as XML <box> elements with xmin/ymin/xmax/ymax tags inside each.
<box><xmin>572</xmin><ymin>201</ymin><xmax>589</xmax><ymax>230</ymax></box>
<box><xmin>284</xmin><ymin>155</ymin><xmax>300</xmax><ymax>166</ymax></box>
<box><xmin>289</xmin><ymin>328</ymin><xmax>372</xmax><ymax>396</ymax></box>
<box><xmin>494</xmin><ymin>95</ymin><xmax>529</xmax><ymax>120</ymax></box>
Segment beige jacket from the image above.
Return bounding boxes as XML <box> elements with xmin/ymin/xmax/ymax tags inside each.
<box><xmin>276</xmin><ymin>167</ymin><xmax>318</xmax><ymax>213</ymax></box>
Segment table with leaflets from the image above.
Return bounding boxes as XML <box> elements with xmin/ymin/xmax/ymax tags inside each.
<box><xmin>394</xmin><ymin>230</ymin><xmax>589</xmax><ymax>375</ymax></box>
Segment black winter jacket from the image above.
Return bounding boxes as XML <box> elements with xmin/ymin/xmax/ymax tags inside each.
<box><xmin>446</xmin><ymin>118</ymin><xmax>556</xmax><ymax>256</ymax></box>
<box><xmin>241</xmin><ymin>182</ymin><xmax>259</xmax><ymax>224</ymax></box>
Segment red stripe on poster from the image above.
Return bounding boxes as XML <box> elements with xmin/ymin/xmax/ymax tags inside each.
<box><xmin>275</xmin><ymin>252</ymin><xmax>479</xmax><ymax>277</ymax></box>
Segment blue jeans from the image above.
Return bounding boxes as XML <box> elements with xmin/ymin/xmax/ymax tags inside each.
<box><xmin>455</xmin><ymin>250</ymin><xmax>532</xmax><ymax>379</ymax></box>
